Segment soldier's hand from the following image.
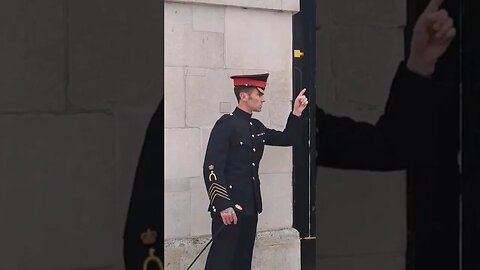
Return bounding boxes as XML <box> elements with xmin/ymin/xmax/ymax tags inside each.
<box><xmin>293</xmin><ymin>88</ymin><xmax>308</xmax><ymax>117</ymax></box>
<box><xmin>220</xmin><ymin>207</ymin><xmax>238</xmax><ymax>225</ymax></box>
<box><xmin>407</xmin><ymin>0</ymin><xmax>456</xmax><ymax>77</ymax></box>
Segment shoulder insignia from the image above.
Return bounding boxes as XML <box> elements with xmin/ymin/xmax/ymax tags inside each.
<box><xmin>208</xmin><ymin>165</ymin><xmax>217</xmax><ymax>181</ymax></box>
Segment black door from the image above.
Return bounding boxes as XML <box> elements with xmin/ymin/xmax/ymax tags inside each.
<box><xmin>292</xmin><ymin>0</ymin><xmax>317</xmax><ymax>269</ymax></box>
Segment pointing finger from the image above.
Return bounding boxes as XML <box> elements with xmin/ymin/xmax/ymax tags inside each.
<box><xmin>425</xmin><ymin>0</ymin><xmax>444</xmax><ymax>13</ymax></box>
<box><xmin>297</xmin><ymin>88</ymin><xmax>307</xmax><ymax>97</ymax></box>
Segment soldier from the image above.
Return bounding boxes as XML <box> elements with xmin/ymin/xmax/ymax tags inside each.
<box><xmin>202</xmin><ymin>74</ymin><xmax>308</xmax><ymax>269</ymax></box>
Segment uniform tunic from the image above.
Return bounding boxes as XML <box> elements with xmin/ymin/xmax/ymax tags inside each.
<box><xmin>203</xmin><ymin>107</ymin><xmax>302</xmax><ymax>216</ymax></box>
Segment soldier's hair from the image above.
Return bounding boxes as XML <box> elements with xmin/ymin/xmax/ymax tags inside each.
<box><xmin>234</xmin><ymin>86</ymin><xmax>255</xmax><ymax>102</ymax></box>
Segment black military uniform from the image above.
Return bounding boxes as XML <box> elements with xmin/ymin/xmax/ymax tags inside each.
<box><xmin>123</xmin><ymin>99</ymin><xmax>164</xmax><ymax>270</ymax></box>
<box><xmin>203</xmin><ymin>74</ymin><xmax>304</xmax><ymax>269</ymax></box>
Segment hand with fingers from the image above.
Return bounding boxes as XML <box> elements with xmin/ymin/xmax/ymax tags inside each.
<box><xmin>293</xmin><ymin>88</ymin><xmax>309</xmax><ymax>117</ymax></box>
<box><xmin>407</xmin><ymin>0</ymin><xmax>456</xmax><ymax>77</ymax></box>
<box><xmin>220</xmin><ymin>207</ymin><xmax>238</xmax><ymax>226</ymax></box>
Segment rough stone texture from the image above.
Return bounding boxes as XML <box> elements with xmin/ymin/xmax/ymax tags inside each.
<box><xmin>316</xmin><ymin>168</ymin><xmax>406</xmax><ymax>256</ymax></box>
<box><xmin>259</xmin><ymin>146</ymin><xmax>293</xmax><ymax>174</ymax></box>
<box><xmin>165</xmin><ymin>178</ymin><xmax>193</xmax><ymax>239</ymax></box>
<box><xmin>253</xmin><ymin>228</ymin><xmax>301</xmax><ymax>270</ymax></box>
<box><xmin>317</xmin><ymin>253</ymin><xmax>405</xmax><ymax>270</ymax></box>
<box><xmin>167</xmin><ymin>0</ymin><xmax>300</xmax><ymax>12</ymax></box>
<box><xmin>0</xmin><ymin>113</ymin><xmax>115</xmax><ymax>269</ymax></box>
<box><xmin>165</xmin><ymin>228</ymin><xmax>300</xmax><ymax>270</ymax></box>
<box><xmin>331</xmin><ymin>0</ymin><xmax>406</xmax><ymax>26</ymax></box>
<box><xmin>165</xmin><ymin>66</ymin><xmax>186</xmax><ymax>128</ymax></box>
<box><xmin>189</xmin><ymin>176</ymin><xmax>212</xmax><ymax>237</ymax></box>
<box><xmin>192</xmin><ymin>4</ymin><xmax>225</xmax><ymax>33</ymax></box>
<box><xmin>165</xmin><ymin>2</ymin><xmax>225</xmax><ymax>68</ymax></box>
<box><xmin>68</xmin><ymin>0</ymin><xmax>163</xmax><ymax>110</ymax></box>
<box><xmin>267</xmin><ymin>100</ymin><xmax>294</xmax><ymax>130</ymax></box>
<box><xmin>330</xmin><ymin>26</ymin><xmax>403</xmax><ymax>108</ymax></box>
<box><xmin>165</xmin><ymin>128</ymin><xmax>202</xmax><ymax>179</ymax></box>
<box><xmin>258</xmin><ymin>173</ymin><xmax>293</xmax><ymax>230</ymax></box>
<box><xmin>317</xmin><ymin>0</ymin><xmax>405</xmax><ymax>26</ymax></box>
<box><xmin>225</xmin><ymin>7</ymin><xmax>292</xmax><ymax>72</ymax></box>
<box><xmin>0</xmin><ymin>0</ymin><xmax>66</xmax><ymax>112</ymax></box>
<box><xmin>185</xmin><ymin>68</ymin><xmax>242</xmax><ymax>127</ymax></box>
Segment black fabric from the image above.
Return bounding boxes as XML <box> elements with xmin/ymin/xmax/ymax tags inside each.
<box><xmin>203</xmin><ymin>107</ymin><xmax>303</xmax><ymax>216</ymax></box>
<box><xmin>205</xmin><ymin>215</ymin><xmax>258</xmax><ymax>270</ymax></box>
<box><xmin>316</xmin><ymin>62</ymin><xmax>456</xmax><ymax>171</ymax></box>
<box><xmin>123</xmin><ymin>99</ymin><xmax>164</xmax><ymax>270</ymax></box>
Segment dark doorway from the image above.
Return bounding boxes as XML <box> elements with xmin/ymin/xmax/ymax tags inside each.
<box><xmin>292</xmin><ymin>0</ymin><xmax>317</xmax><ymax>269</ymax></box>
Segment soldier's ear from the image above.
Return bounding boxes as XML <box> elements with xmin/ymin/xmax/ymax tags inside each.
<box><xmin>239</xmin><ymin>91</ymin><xmax>248</xmax><ymax>101</ymax></box>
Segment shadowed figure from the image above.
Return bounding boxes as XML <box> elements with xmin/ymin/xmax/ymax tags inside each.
<box><xmin>123</xmin><ymin>98</ymin><xmax>164</xmax><ymax>270</ymax></box>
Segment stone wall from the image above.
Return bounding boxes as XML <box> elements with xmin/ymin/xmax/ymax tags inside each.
<box><xmin>164</xmin><ymin>0</ymin><xmax>302</xmax><ymax>269</ymax></box>
<box><xmin>0</xmin><ymin>1</ymin><xmax>162</xmax><ymax>269</ymax></box>
<box><xmin>315</xmin><ymin>0</ymin><xmax>408</xmax><ymax>269</ymax></box>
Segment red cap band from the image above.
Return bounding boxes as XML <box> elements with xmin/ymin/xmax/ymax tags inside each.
<box><xmin>232</xmin><ymin>78</ymin><xmax>266</xmax><ymax>88</ymax></box>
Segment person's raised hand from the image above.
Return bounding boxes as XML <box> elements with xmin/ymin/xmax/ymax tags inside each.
<box><xmin>407</xmin><ymin>0</ymin><xmax>456</xmax><ymax>77</ymax></box>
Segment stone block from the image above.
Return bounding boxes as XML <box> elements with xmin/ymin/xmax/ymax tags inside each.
<box><xmin>0</xmin><ymin>113</ymin><xmax>115</xmax><ymax>269</ymax></box>
<box><xmin>332</xmin><ymin>0</ymin><xmax>406</xmax><ymax>26</ymax></box>
<box><xmin>165</xmin><ymin>228</ymin><xmax>300</xmax><ymax>270</ymax></box>
<box><xmin>200</xmin><ymin>127</ymin><xmax>213</xmax><ymax>163</ymax></box>
<box><xmin>165</xmin><ymin>66</ymin><xmax>186</xmax><ymax>128</ymax></box>
<box><xmin>185</xmin><ymin>68</ymin><xmax>242</xmax><ymax>127</ymax></box>
<box><xmin>165</xmin><ymin>234</ymin><xmax>212</xmax><ymax>270</ymax></box>
<box><xmin>264</xmin><ymin>69</ymin><xmax>293</xmax><ymax>102</ymax></box>
<box><xmin>330</xmin><ymin>26</ymin><xmax>404</xmax><ymax>108</ymax></box>
<box><xmin>0</xmin><ymin>0</ymin><xmax>65</xmax><ymax>112</ymax></box>
<box><xmin>190</xmin><ymin>177</ymin><xmax>212</xmax><ymax>236</ymax></box>
<box><xmin>282</xmin><ymin>0</ymin><xmax>300</xmax><ymax>12</ymax></box>
<box><xmin>165</xmin><ymin>2</ymin><xmax>224</xmax><ymax>68</ymax></box>
<box><xmin>167</xmin><ymin>0</ymin><xmax>299</xmax><ymax>12</ymax></box>
<box><xmin>316</xmin><ymin>167</ymin><xmax>406</xmax><ymax>256</ymax></box>
<box><xmin>258</xmin><ymin>173</ymin><xmax>293</xmax><ymax>230</ymax></box>
<box><xmin>316</xmin><ymin>253</ymin><xmax>405</xmax><ymax>270</ymax></box>
<box><xmin>267</xmin><ymin>100</ymin><xmax>293</xmax><ymax>130</ymax></box>
<box><xmin>253</xmin><ymin>228</ymin><xmax>301</xmax><ymax>270</ymax></box>
<box><xmin>259</xmin><ymin>146</ymin><xmax>293</xmax><ymax>174</ymax></box>
<box><xmin>165</xmin><ymin>178</ymin><xmax>192</xmax><ymax>239</ymax></box>
<box><xmin>225</xmin><ymin>7</ymin><xmax>292</xmax><ymax>71</ymax></box>
<box><xmin>165</xmin><ymin>128</ymin><xmax>202</xmax><ymax>179</ymax></box>
<box><xmin>68</xmin><ymin>0</ymin><xmax>163</xmax><ymax>110</ymax></box>
<box><xmin>193</xmin><ymin>4</ymin><xmax>225</xmax><ymax>33</ymax></box>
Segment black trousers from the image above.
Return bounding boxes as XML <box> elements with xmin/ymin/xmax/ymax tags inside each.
<box><xmin>205</xmin><ymin>215</ymin><xmax>258</xmax><ymax>270</ymax></box>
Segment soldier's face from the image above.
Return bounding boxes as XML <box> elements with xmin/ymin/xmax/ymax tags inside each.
<box><xmin>246</xmin><ymin>90</ymin><xmax>266</xmax><ymax>112</ymax></box>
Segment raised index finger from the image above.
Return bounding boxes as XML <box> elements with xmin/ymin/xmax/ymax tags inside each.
<box><xmin>425</xmin><ymin>0</ymin><xmax>444</xmax><ymax>12</ymax></box>
<box><xmin>297</xmin><ymin>88</ymin><xmax>307</xmax><ymax>98</ymax></box>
